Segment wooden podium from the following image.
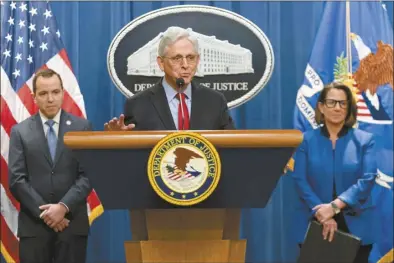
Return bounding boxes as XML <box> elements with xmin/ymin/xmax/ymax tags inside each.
<box><xmin>64</xmin><ymin>130</ymin><xmax>302</xmax><ymax>263</ymax></box>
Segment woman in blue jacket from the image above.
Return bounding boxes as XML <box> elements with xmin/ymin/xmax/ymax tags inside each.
<box><xmin>292</xmin><ymin>82</ymin><xmax>377</xmax><ymax>263</ymax></box>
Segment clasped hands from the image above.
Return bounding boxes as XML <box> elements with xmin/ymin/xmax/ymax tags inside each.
<box><xmin>313</xmin><ymin>203</ymin><xmax>337</xmax><ymax>242</ymax></box>
<box><xmin>39</xmin><ymin>204</ymin><xmax>69</xmax><ymax>233</ymax></box>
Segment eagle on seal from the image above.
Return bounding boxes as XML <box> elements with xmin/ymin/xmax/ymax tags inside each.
<box><xmin>173</xmin><ymin>147</ymin><xmax>203</xmax><ymax>172</ymax></box>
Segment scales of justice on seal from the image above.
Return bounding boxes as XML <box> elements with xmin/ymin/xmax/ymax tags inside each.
<box><xmin>64</xmin><ymin>5</ymin><xmax>303</xmax><ymax>263</ymax></box>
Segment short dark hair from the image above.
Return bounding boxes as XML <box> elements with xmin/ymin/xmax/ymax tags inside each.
<box><xmin>32</xmin><ymin>68</ymin><xmax>63</xmax><ymax>94</ymax></box>
<box><xmin>315</xmin><ymin>82</ymin><xmax>358</xmax><ymax>128</ymax></box>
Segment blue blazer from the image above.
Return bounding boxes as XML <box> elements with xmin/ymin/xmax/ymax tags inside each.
<box><xmin>291</xmin><ymin>127</ymin><xmax>378</xmax><ymax>245</ymax></box>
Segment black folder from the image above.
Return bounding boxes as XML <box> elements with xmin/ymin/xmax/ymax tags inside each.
<box><xmin>297</xmin><ymin>220</ymin><xmax>361</xmax><ymax>263</ymax></box>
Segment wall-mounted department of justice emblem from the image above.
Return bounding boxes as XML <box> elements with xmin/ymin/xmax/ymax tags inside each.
<box><xmin>108</xmin><ymin>4</ymin><xmax>274</xmax><ymax>109</ymax></box>
<box><xmin>147</xmin><ymin>132</ymin><xmax>221</xmax><ymax>206</ymax></box>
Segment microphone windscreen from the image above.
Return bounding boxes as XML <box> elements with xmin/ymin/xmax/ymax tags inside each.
<box><xmin>176</xmin><ymin>78</ymin><xmax>185</xmax><ymax>87</ymax></box>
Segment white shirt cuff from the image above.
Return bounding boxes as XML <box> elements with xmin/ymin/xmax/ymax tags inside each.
<box><xmin>59</xmin><ymin>202</ymin><xmax>69</xmax><ymax>213</ymax></box>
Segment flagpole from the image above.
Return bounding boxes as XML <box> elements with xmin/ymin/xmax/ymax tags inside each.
<box><xmin>346</xmin><ymin>0</ymin><xmax>352</xmax><ymax>74</ymax></box>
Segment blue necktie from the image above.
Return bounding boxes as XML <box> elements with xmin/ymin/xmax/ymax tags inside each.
<box><xmin>45</xmin><ymin>120</ymin><xmax>57</xmax><ymax>161</ymax></box>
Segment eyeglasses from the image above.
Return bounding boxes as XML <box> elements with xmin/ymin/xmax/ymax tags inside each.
<box><xmin>162</xmin><ymin>54</ymin><xmax>198</xmax><ymax>65</ymax></box>
<box><xmin>323</xmin><ymin>99</ymin><xmax>348</xmax><ymax>109</ymax></box>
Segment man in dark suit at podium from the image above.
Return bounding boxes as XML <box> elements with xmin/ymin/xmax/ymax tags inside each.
<box><xmin>104</xmin><ymin>26</ymin><xmax>234</xmax><ymax>131</ymax></box>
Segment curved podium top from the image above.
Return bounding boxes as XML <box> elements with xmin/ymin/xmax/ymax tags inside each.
<box><xmin>64</xmin><ymin>129</ymin><xmax>303</xmax><ymax>149</ymax></box>
<box><xmin>64</xmin><ymin>130</ymin><xmax>303</xmax><ymax>209</ymax></box>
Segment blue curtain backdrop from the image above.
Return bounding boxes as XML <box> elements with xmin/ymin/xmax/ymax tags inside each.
<box><xmin>4</xmin><ymin>2</ymin><xmax>392</xmax><ymax>263</ymax></box>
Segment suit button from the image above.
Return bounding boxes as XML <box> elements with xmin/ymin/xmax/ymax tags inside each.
<box><xmin>51</xmin><ymin>171</ymin><xmax>54</xmax><ymax>175</ymax></box>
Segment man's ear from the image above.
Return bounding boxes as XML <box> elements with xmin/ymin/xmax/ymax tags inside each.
<box><xmin>157</xmin><ymin>56</ymin><xmax>165</xmax><ymax>71</ymax></box>
<box><xmin>196</xmin><ymin>54</ymin><xmax>200</xmax><ymax>66</ymax></box>
<box><xmin>31</xmin><ymin>92</ymin><xmax>37</xmax><ymax>104</ymax></box>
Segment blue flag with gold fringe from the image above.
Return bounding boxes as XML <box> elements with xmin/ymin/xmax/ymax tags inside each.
<box><xmin>293</xmin><ymin>2</ymin><xmax>393</xmax><ymax>262</ymax></box>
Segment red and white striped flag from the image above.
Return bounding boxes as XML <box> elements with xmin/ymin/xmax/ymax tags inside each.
<box><xmin>1</xmin><ymin>2</ymin><xmax>103</xmax><ymax>262</ymax></box>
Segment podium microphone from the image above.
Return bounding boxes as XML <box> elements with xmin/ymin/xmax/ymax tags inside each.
<box><xmin>176</xmin><ymin>78</ymin><xmax>185</xmax><ymax>88</ymax></box>
<box><xmin>176</xmin><ymin>78</ymin><xmax>185</xmax><ymax>130</ymax></box>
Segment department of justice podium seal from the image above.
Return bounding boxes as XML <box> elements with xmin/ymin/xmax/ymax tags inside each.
<box><xmin>147</xmin><ymin>132</ymin><xmax>221</xmax><ymax>206</ymax></box>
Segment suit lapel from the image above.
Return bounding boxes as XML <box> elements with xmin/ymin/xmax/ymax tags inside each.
<box><xmin>189</xmin><ymin>83</ymin><xmax>204</xmax><ymax>130</ymax></box>
<box><xmin>150</xmin><ymin>83</ymin><xmax>176</xmax><ymax>130</ymax></box>
<box><xmin>53</xmin><ymin>110</ymin><xmax>70</xmax><ymax>167</ymax></box>
<box><xmin>31</xmin><ymin>114</ymin><xmax>53</xmax><ymax>166</ymax></box>
<box><xmin>333</xmin><ymin>131</ymin><xmax>348</xmax><ymax>192</ymax></box>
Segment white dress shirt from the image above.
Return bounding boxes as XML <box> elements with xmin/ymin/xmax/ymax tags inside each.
<box><xmin>39</xmin><ymin>109</ymin><xmax>61</xmax><ymax>138</ymax></box>
<box><xmin>162</xmin><ymin>78</ymin><xmax>192</xmax><ymax>130</ymax></box>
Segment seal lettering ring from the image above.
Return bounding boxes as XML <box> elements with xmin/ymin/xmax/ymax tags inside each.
<box><xmin>147</xmin><ymin>132</ymin><xmax>221</xmax><ymax>206</ymax></box>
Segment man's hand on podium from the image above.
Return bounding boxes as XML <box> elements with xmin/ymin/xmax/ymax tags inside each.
<box><xmin>104</xmin><ymin>114</ymin><xmax>135</xmax><ymax>131</ymax></box>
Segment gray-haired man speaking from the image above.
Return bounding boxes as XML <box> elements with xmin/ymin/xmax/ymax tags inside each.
<box><xmin>104</xmin><ymin>26</ymin><xmax>235</xmax><ymax>131</ymax></box>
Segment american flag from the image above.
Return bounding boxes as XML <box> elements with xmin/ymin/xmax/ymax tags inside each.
<box><xmin>1</xmin><ymin>2</ymin><xmax>103</xmax><ymax>262</ymax></box>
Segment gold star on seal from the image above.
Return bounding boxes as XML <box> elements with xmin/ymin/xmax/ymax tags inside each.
<box><xmin>182</xmin><ymin>195</ymin><xmax>186</xmax><ymax>199</ymax></box>
<box><xmin>170</xmin><ymin>192</ymin><xmax>174</xmax><ymax>196</ymax></box>
<box><xmin>194</xmin><ymin>192</ymin><xmax>198</xmax><ymax>196</ymax></box>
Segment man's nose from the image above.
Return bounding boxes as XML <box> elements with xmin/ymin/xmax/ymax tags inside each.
<box><xmin>181</xmin><ymin>57</ymin><xmax>189</xmax><ymax>67</ymax></box>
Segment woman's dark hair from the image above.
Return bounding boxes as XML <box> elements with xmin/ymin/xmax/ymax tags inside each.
<box><xmin>315</xmin><ymin>82</ymin><xmax>358</xmax><ymax>127</ymax></box>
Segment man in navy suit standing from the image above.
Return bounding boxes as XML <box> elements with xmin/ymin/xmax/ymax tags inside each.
<box><xmin>8</xmin><ymin>69</ymin><xmax>92</xmax><ymax>263</ymax></box>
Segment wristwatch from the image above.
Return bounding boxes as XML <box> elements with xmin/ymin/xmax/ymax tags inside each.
<box><xmin>330</xmin><ymin>202</ymin><xmax>341</xmax><ymax>214</ymax></box>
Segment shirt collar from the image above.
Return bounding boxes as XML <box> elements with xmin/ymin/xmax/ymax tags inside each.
<box><xmin>39</xmin><ymin>109</ymin><xmax>61</xmax><ymax>125</ymax></box>
<box><xmin>320</xmin><ymin>124</ymin><xmax>350</xmax><ymax>138</ymax></box>
<box><xmin>162</xmin><ymin>77</ymin><xmax>192</xmax><ymax>102</ymax></box>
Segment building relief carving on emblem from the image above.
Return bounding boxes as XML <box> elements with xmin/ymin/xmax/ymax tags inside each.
<box><xmin>127</xmin><ymin>27</ymin><xmax>254</xmax><ymax>77</ymax></box>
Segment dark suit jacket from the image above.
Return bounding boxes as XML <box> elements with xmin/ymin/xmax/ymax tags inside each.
<box><xmin>8</xmin><ymin>110</ymin><xmax>92</xmax><ymax>237</ymax></box>
<box><xmin>124</xmin><ymin>80</ymin><xmax>235</xmax><ymax>130</ymax></box>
